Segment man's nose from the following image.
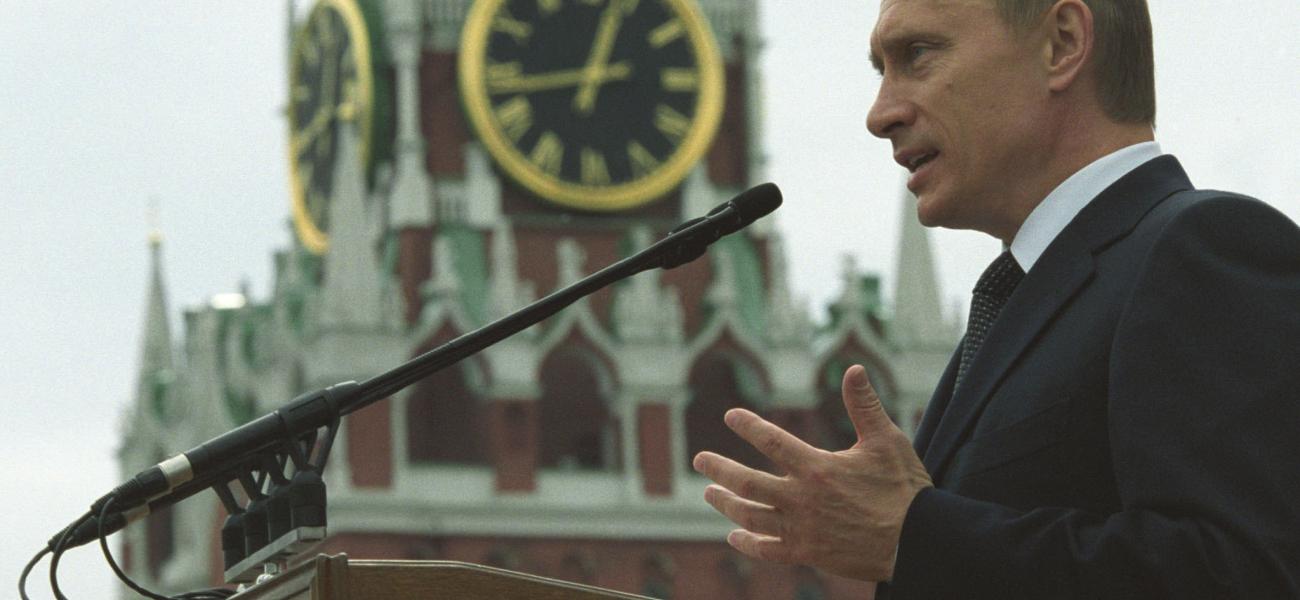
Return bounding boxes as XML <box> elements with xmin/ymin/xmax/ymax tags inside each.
<box><xmin>866</xmin><ymin>81</ymin><xmax>913</xmax><ymax>139</ymax></box>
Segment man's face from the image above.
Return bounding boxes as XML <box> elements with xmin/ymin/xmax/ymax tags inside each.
<box><xmin>868</xmin><ymin>0</ymin><xmax>1049</xmax><ymax>240</ymax></box>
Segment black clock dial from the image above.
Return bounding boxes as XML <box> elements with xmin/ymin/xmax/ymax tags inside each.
<box><xmin>460</xmin><ymin>0</ymin><xmax>724</xmax><ymax>211</ymax></box>
<box><xmin>484</xmin><ymin>0</ymin><xmax>698</xmax><ymax>186</ymax></box>
<box><xmin>287</xmin><ymin>0</ymin><xmax>372</xmax><ymax>254</ymax></box>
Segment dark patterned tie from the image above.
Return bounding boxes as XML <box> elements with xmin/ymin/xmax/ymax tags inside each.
<box><xmin>955</xmin><ymin>251</ymin><xmax>1025</xmax><ymax>391</ymax></box>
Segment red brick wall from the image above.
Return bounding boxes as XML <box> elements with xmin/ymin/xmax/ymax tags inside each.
<box><xmin>347</xmin><ymin>400</ymin><xmax>393</xmax><ymax>488</ymax></box>
<box><xmin>638</xmin><ymin>403</ymin><xmax>673</xmax><ymax>496</ymax></box>
<box><xmin>419</xmin><ymin>52</ymin><xmax>470</xmax><ymax>176</ymax></box>
<box><xmin>487</xmin><ymin>399</ymin><xmax>538</xmax><ymax>492</ymax></box>
<box><xmin>396</xmin><ymin>227</ymin><xmax>433</xmax><ymax>324</ymax></box>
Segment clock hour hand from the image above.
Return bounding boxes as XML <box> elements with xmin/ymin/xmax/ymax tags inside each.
<box><xmin>292</xmin><ymin>105</ymin><xmax>334</xmax><ymax>153</ymax></box>
<box><xmin>574</xmin><ymin>0</ymin><xmax>634</xmax><ymax>115</ymax></box>
<box><xmin>487</xmin><ymin>62</ymin><xmax>632</xmax><ymax>94</ymax></box>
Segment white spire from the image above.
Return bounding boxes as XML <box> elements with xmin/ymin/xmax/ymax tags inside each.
<box><xmin>135</xmin><ymin>221</ymin><xmax>176</xmax><ymax>425</ymax></box>
<box><xmin>488</xmin><ymin>220</ymin><xmax>534</xmax><ymax>319</ymax></box>
<box><xmin>892</xmin><ymin>188</ymin><xmax>948</xmax><ymax>347</ymax></box>
<box><xmin>556</xmin><ymin>237</ymin><xmax>587</xmax><ymax>288</ymax></box>
<box><xmin>764</xmin><ymin>232</ymin><xmax>811</xmax><ymax>345</ymax></box>
<box><xmin>319</xmin><ymin>120</ymin><xmax>386</xmax><ymax>328</ymax></box>
<box><xmin>140</xmin><ymin>232</ymin><xmax>174</xmax><ymax>376</ymax></box>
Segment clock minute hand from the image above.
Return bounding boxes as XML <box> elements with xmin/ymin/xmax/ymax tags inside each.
<box><xmin>488</xmin><ymin>62</ymin><xmax>632</xmax><ymax>94</ymax></box>
<box><xmin>574</xmin><ymin>0</ymin><xmax>632</xmax><ymax>115</ymax></box>
<box><xmin>292</xmin><ymin>105</ymin><xmax>334</xmax><ymax>153</ymax></box>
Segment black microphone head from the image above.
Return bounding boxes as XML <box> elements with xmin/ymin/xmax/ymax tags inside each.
<box><xmin>731</xmin><ymin>182</ymin><xmax>782</xmax><ymax>225</ymax></box>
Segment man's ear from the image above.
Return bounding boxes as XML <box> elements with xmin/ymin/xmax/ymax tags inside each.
<box><xmin>1043</xmin><ymin>0</ymin><xmax>1094</xmax><ymax>93</ymax></box>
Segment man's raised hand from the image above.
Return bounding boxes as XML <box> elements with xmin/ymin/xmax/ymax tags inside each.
<box><xmin>692</xmin><ymin>365</ymin><xmax>933</xmax><ymax>582</ymax></box>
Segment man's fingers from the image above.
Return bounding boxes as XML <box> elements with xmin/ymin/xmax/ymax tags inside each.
<box><xmin>842</xmin><ymin>364</ymin><xmax>894</xmax><ymax>441</ymax></box>
<box><xmin>704</xmin><ymin>485</ymin><xmax>783</xmax><ymax>537</ymax></box>
<box><xmin>726</xmin><ymin>529</ymin><xmax>793</xmax><ymax>564</ymax></box>
<box><xmin>723</xmin><ymin>408</ymin><xmax>817</xmax><ymax>471</ymax></box>
<box><xmin>693</xmin><ymin>451</ymin><xmax>787</xmax><ymax>506</ymax></box>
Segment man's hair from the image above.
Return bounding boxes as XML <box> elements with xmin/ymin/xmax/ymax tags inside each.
<box><xmin>995</xmin><ymin>0</ymin><xmax>1156</xmax><ymax>125</ymax></box>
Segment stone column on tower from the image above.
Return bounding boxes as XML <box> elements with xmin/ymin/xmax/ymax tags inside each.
<box><xmin>385</xmin><ymin>0</ymin><xmax>438</xmax><ymax>323</ymax></box>
<box><xmin>385</xmin><ymin>0</ymin><xmax>434</xmax><ymax>230</ymax></box>
<box><xmin>480</xmin><ymin>222</ymin><xmax>542</xmax><ymax>492</ymax></box>
<box><xmin>614</xmin><ymin>227</ymin><xmax>688</xmax><ymax>497</ymax></box>
<box><xmin>318</xmin><ymin>121</ymin><xmax>386</xmax><ymax>330</ymax></box>
<box><xmin>761</xmin><ymin>232</ymin><xmax>820</xmax><ymax>441</ymax></box>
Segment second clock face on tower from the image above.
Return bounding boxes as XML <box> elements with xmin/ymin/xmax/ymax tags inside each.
<box><xmin>288</xmin><ymin>0</ymin><xmax>374</xmax><ymax>255</ymax></box>
<box><xmin>459</xmin><ymin>0</ymin><xmax>725</xmax><ymax>212</ymax></box>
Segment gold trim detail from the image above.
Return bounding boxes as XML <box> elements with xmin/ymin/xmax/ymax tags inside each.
<box><xmin>287</xmin><ymin>0</ymin><xmax>374</xmax><ymax>255</ymax></box>
<box><xmin>458</xmin><ymin>0</ymin><xmax>725</xmax><ymax>212</ymax></box>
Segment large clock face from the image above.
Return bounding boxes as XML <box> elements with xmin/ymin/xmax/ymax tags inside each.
<box><xmin>288</xmin><ymin>0</ymin><xmax>374</xmax><ymax>255</ymax></box>
<box><xmin>459</xmin><ymin>0</ymin><xmax>725</xmax><ymax>212</ymax></box>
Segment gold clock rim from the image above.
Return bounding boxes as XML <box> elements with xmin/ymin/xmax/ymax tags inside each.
<box><xmin>287</xmin><ymin>0</ymin><xmax>375</xmax><ymax>255</ymax></box>
<box><xmin>458</xmin><ymin>0</ymin><xmax>726</xmax><ymax>212</ymax></box>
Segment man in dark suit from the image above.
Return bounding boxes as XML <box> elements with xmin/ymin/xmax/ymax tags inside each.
<box><xmin>692</xmin><ymin>0</ymin><xmax>1300</xmax><ymax>597</ymax></box>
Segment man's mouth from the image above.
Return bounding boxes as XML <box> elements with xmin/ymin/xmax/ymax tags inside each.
<box><xmin>907</xmin><ymin>152</ymin><xmax>938</xmax><ymax>173</ymax></box>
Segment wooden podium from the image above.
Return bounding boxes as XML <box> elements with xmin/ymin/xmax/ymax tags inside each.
<box><xmin>229</xmin><ymin>554</ymin><xmax>654</xmax><ymax>600</ymax></box>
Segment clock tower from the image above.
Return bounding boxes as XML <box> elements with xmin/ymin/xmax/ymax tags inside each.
<box><xmin>117</xmin><ymin>0</ymin><xmax>960</xmax><ymax>597</ymax></box>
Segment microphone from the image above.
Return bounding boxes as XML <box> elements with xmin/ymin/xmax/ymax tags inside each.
<box><xmin>657</xmin><ymin>182</ymin><xmax>782</xmax><ymax>269</ymax></box>
<box><xmin>62</xmin><ymin>182</ymin><xmax>782</xmax><ymax>550</ymax></box>
<box><xmin>84</xmin><ymin>382</ymin><xmax>357</xmax><ymax>522</ymax></box>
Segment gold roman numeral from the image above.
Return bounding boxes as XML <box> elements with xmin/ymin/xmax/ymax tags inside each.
<box><xmin>581</xmin><ymin>148</ymin><xmax>611</xmax><ymax>185</ymax></box>
<box><xmin>648</xmin><ymin>19</ymin><xmax>684</xmax><ymax>49</ymax></box>
<box><xmin>492</xmin><ymin>8</ymin><xmax>533</xmax><ymax>44</ymax></box>
<box><xmin>628</xmin><ymin>140</ymin><xmax>660</xmax><ymax>177</ymax></box>
<box><xmin>539</xmin><ymin>0</ymin><xmax>562</xmax><ymax>16</ymax></box>
<box><xmin>495</xmin><ymin>96</ymin><xmax>534</xmax><ymax>142</ymax></box>
<box><xmin>661</xmin><ymin>68</ymin><xmax>699</xmax><ymax>92</ymax></box>
<box><xmin>530</xmin><ymin>131</ymin><xmax>564</xmax><ymax>176</ymax></box>
<box><xmin>488</xmin><ymin>61</ymin><xmax>522</xmax><ymax>82</ymax></box>
<box><xmin>655</xmin><ymin>104</ymin><xmax>691</xmax><ymax>142</ymax></box>
<box><xmin>303</xmin><ymin>40</ymin><xmax>320</xmax><ymax>66</ymax></box>
<box><xmin>318</xmin><ymin>18</ymin><xmax>336</xmax><ymax>50</ymax></box>
<box><xmin>486</xmin><ymin>61</ymin><xmax>523</xmax><ymax>88</ymax></box>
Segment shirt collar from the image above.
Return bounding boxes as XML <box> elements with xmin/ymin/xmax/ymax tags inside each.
<box><xmin>1009</xmin><ymin>141</ymin><xmax>1163</xmax><ymax>272</ymax></box>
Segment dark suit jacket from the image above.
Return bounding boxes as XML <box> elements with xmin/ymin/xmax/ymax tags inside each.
<box><xmin>880</xmin><ymin>156</ymin><xmax>1300</xmax><ymax>599</ymax></box>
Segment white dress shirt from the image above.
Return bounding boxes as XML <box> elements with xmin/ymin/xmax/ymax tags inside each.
<box><xmin>1009</xmin><ymin>141</ymin><xmax>1164</xmax><ymax>272</ymax></box>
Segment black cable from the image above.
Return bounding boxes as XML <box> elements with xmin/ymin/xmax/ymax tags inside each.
<box><xmin>96</xmin><ymin>496</ymin><xmax>237</xmax><ymax>600</ymax></box>
<box><xmin>18</xmin><ymin>547</ymin><xmax>49</xmax><ymax>600</ymax></box>
<box><xmin>97</xmin><ymin>495</ymin><xmax>170</xmax><ymax>600</ymax></box>
<box><xmin>49</xmin><ymin>512</ymin><xmax>91</xmax><ymax>600</ymax></box>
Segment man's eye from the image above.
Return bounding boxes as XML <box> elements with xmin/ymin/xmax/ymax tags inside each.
<box><xmin>909</xmin><ymin>45</ymin><xmax>930</xmax><ymax>60</ymax></box>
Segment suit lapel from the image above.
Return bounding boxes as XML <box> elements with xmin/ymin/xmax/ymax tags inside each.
<box><xmin>922</xmin><ymin>239</ymin><xmax>1094</xmax><ymax>478</ymax></box>
<box><xmin>921</xmin><ymin>156</ymin><xmax>1194</xmax><ymax>481</ymax></box>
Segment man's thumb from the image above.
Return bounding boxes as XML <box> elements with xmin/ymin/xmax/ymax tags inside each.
<box><xmin>842</xmin><ymin>364</ymin><xmax>891</xmax><ymax>440</ymax></box>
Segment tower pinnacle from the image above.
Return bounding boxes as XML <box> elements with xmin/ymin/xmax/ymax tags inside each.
<box><xmin>892</xmin><ymin>187</ymin><xmax>949</xmax><ymax>347</ymax></box>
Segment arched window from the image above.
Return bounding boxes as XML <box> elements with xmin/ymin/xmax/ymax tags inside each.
<box><xmin>686</xmin><ymin>352</ymin><xmax>767</xmax><ymax>470</ymax></box>
<box><xmin>538</xmin><ymin>346</ymin><xmax>620</xmax><ymax>470</ymax></box>
<box><xmin>407</xmin><ymin>363</ymin><xmax>485</xmax><ymax>465</ymax></box>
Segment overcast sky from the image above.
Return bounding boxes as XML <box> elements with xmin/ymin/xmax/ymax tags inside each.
<box><xmin>2</xmin><ymin>1</ymin><xmax>1297</xmax><ymax>596</ymax></box>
